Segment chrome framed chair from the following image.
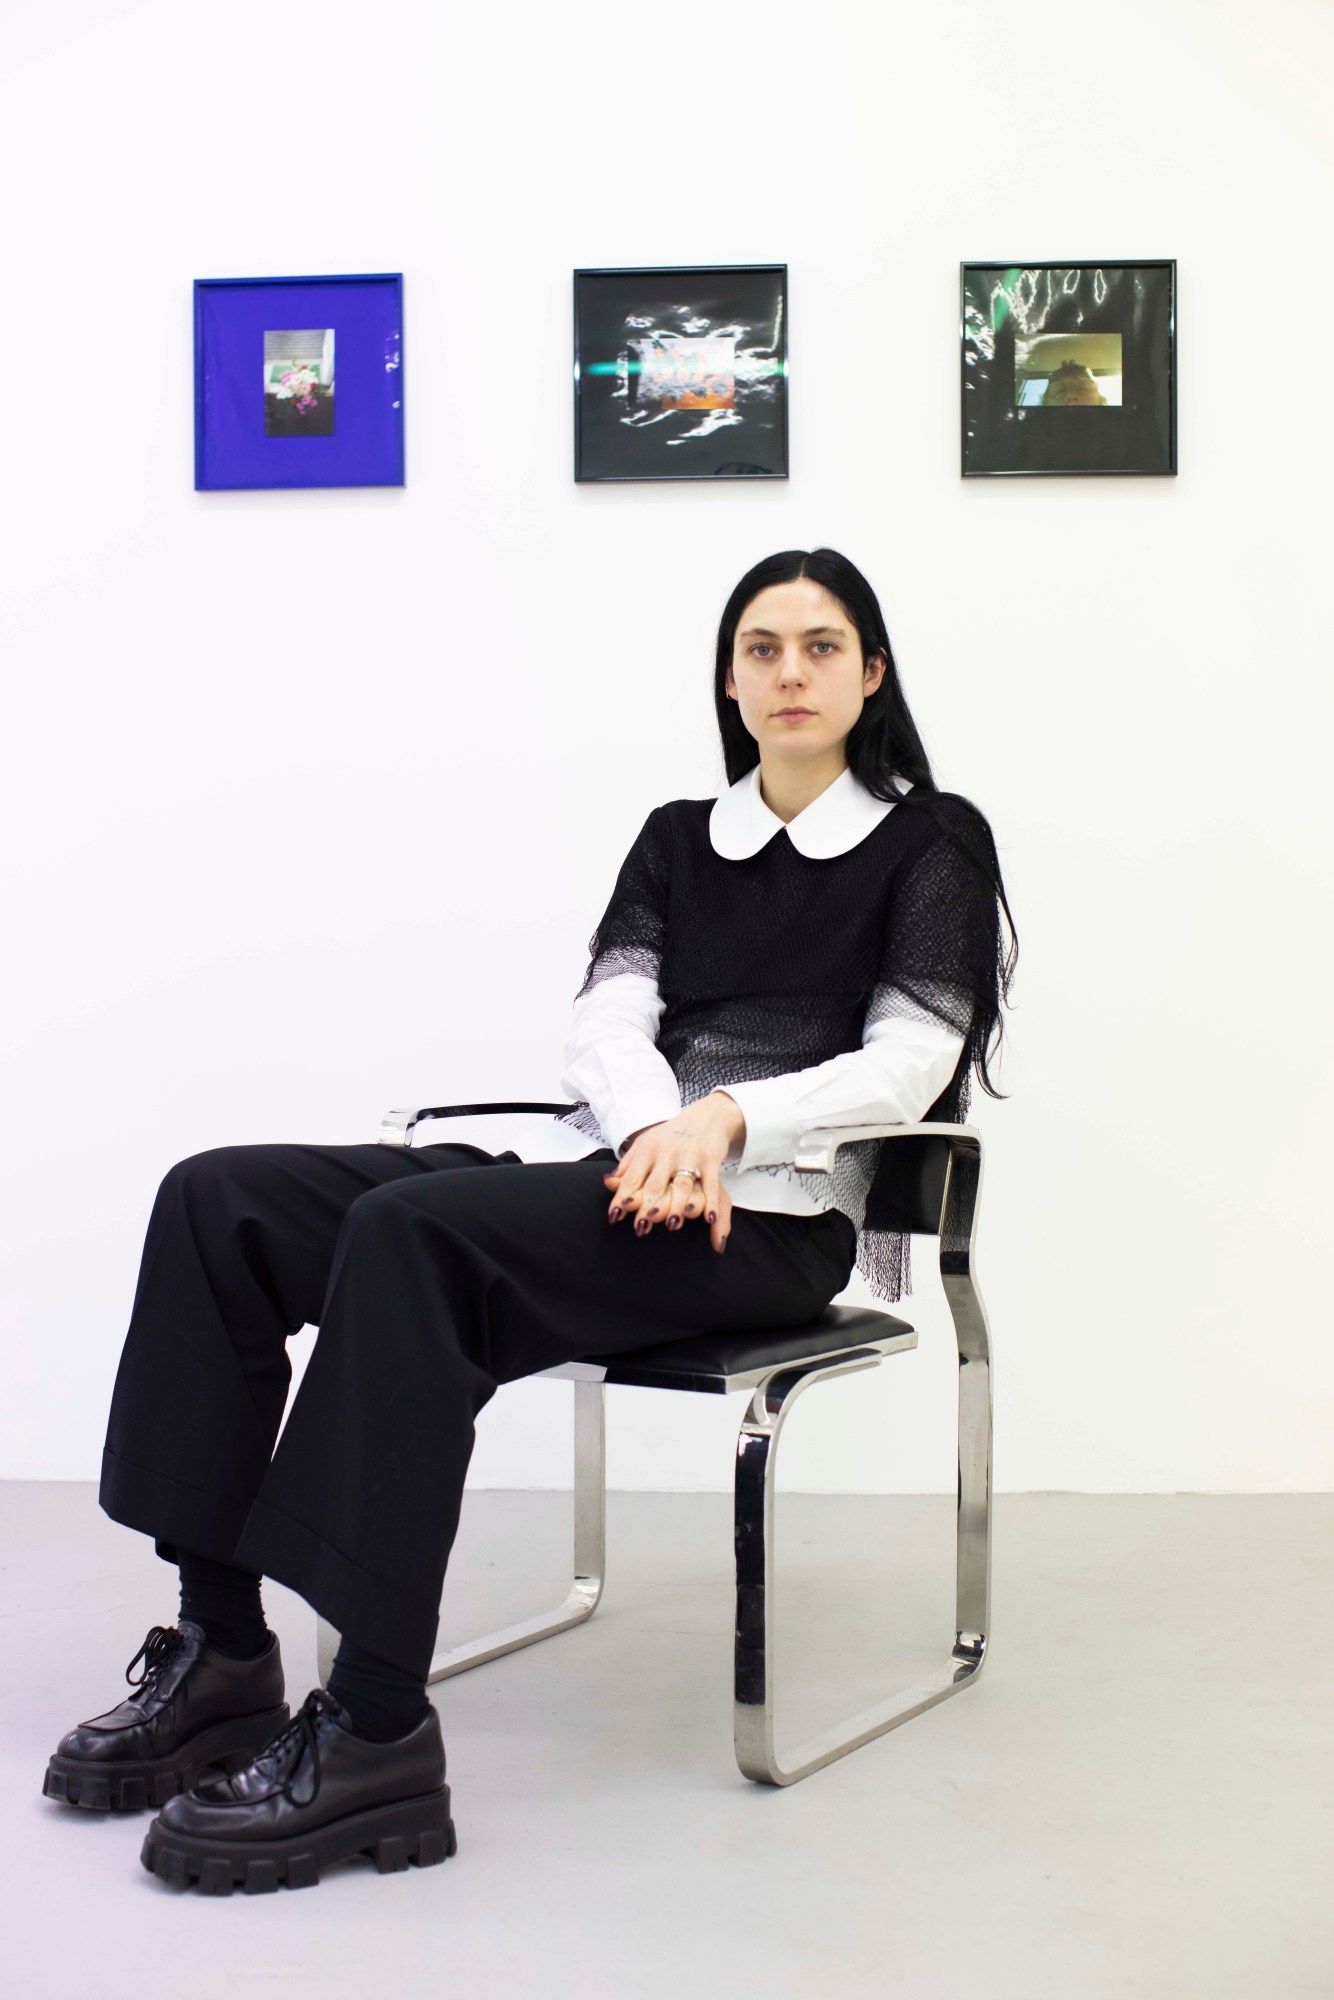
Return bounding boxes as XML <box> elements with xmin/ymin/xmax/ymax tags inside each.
<box><xmin>314</xmin><ymin>1102</ymin><xmax>993</xmax><ymax>1788</ymax></box>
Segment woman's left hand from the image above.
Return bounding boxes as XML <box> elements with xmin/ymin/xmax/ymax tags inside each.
<box><xmin>603</xmin><ymin>1092</ymin><xmax>745</xmax><ymax>1255</ymax></box>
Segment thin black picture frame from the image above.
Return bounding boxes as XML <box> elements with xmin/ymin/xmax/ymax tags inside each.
<box><xmin>960</xmin><ymin>260</ymin><xmax>1177</xmax><ymax>477</ymax></box>
<box><xmin>573</xmin><ymin>263</ymin><xmax>789</xmax><ymax>483</ymax></box>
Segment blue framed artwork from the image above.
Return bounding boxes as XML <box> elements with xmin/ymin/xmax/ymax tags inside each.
<box><xmin>194</xmin><ymin>272</ymin><xmax>404</xmax><ymax>490</ymax></box>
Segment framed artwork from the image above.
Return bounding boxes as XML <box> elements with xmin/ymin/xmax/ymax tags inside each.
<box><xmin>573</xmin><ymin>264</ymin><xmax>788</xmax><ymax>482</ymax></box>
<box><xmin>961</xmin><ymin>261</ymin><xmax>1176</xmax><ymax>476</ymax></box>
<box><xmin>194</xmin><ymin>272</ymin><xmax>404</xmax><ymax>490</ymax></box>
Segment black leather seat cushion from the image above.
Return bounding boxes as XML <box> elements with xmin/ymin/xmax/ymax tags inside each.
<box><xmin>577</xmin><ymin>1302</ymin><xmax>914</xmax><ymax>1395</ymax></box>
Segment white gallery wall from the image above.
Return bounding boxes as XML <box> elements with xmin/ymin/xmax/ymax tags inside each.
<box><xmin>2</xmin><ymin>0</ymin><xmax>1331</xmax><ymax>1497</ymax></box>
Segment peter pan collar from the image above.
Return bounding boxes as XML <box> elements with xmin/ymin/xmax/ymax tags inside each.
<box><xmin>709</xmin><ymin>762</ymin><xmax>912</xmax><ymax>860</ymax></box>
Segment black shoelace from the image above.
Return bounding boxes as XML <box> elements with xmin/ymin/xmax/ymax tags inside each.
<box><xmin>232</xmin><ymin>1687</ymin><xmax>342</xmax><ymax>1807</ymax></box>
<box><xmin>124</xmin><ymin>1623</ymin><xmax>186</xmax><ymax>1697</ymax></box>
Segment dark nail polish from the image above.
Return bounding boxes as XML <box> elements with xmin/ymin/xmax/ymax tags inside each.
<box><xmin>707</xmin><ymin>1210</ymin><xmax>717</xmax><ymax>1224</ymax></box>
<box><xmin>609</xmin><ymin>1206</ymin><xmax>623</xmax><ymax>1221</ymax></box>
<box><xmin>667</xmin><ymin>1215</ymin><xmax>682</xmax><ymax>1231</ymax></box>
<box><xmin>635</xmin><ymin>1217</ymin><xmax>648</xmax><ymax>1235</ymax></box>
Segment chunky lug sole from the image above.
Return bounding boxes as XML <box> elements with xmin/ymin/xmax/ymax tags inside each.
<box><xmin>139</xmin><ymin>1786</ymin><xmax>457</xmax><ymax>1894</ymax></box>
<box><xmin>42</xmin><ymin>1704</ymin><xmax>292</xmax><ymax>1813</ymax></box>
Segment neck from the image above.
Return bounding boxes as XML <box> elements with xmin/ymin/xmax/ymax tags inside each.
<box><xmin>756</xmin><ymin>751</ymin><xmax>849</xmax><ymax>825</ymax></box>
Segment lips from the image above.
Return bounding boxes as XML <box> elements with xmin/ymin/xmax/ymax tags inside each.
<box><xmin>775</xmin><ymin>709</ymin><xmax>814</xmax><ymax>717</ymax></box>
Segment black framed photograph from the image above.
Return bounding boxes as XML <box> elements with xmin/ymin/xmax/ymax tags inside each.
<box><xmin>961</xmin><ymin>261</ymin><xmax>1176</xmax><ymax>477</ymax></box>
<box><xmin>574</xmin><ymin>264</ymin><xmax>788</xmax><ymax>482</ymax></box>
<box><xmin>194</xmin><ymin>272</ymin><xmax>404</xmax><ymax>491</ymax></box>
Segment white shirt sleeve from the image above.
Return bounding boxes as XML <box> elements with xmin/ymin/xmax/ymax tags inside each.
<box><xmin>558</xmin><ymin>971</ymin><xmax>683</xmax><ymax>1159</ymax></box>
<box><xmin>715</xmin><ymin>1014</ymin><xmax>967</xmax><ymax>1171</ymax></box>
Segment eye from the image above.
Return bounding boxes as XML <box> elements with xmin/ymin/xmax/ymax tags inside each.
<box><xmin>811</xmin><ymin>641</ymin><xmax>836</xmax><ymax>655</ymax></box>
<box><xmin>749</xmin><ymin>643</ymin><xmax>775</xmax><ymax>658</ymax></box>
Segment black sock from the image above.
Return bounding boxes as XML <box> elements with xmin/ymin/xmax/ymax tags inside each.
<box><xmin>177</xmin><ymin>1548</ymin><xmax>272</xmax><ymax>1660</ymax></box>
<box><xmin>327</xmin><ymin>1633</ymin><xmax>431</xmax><ymax>1742</ymax></box>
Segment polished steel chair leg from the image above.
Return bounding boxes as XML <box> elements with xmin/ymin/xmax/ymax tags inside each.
<box><xmin>734</xmin><ymin>1142</ymin><xmax>994</xmax><ymax>1786</ymax></box>
<box><xmin>315</xmin><ymin>1372</ymin><xmax>607</xmax><ymax>1689</ymax></box>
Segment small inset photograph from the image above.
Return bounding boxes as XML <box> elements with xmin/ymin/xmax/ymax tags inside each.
<box><xmin>632</xmin><ymin>332</ymin><xmax>737</xmax><ymax>414</ymax></box>
<box><xmin>1015</xmin><ymin>333</ymin><xmax>1123</xmax><ymax>407</ymax></box>
<box><xmin>263</xmin><ymin>329</ymin><xmax>335</xmax><ymax>437</ymax></box>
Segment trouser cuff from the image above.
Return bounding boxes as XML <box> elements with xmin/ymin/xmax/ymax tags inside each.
<box><xmin>99</xmin><ymin>1446</ymin><xmax>255</xmax><ymax>1569</ymax></box>
<box><xmin>232</xmin><ymin>1498</ymin><xmax>441</xmax><ymax>1682</ymax></box>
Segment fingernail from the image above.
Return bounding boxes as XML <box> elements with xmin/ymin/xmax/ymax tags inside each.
<box><xmin>707</xmin><ymin>1210</ymin><xmax>717</xmax><ymax>1224</ymax></box>
<box><xmin>667</xmin><ymin>1215</ymin><xmax>682</xmax><ymax>1231</ymax></box>
<box><xmin>609</xmin><ymin>1206</ymin><xmax>623</xmax><ymax>1221</ymax></box>
<box><xmin>635</xmin><ymin>1217</ymin><xmax>649</xmax><ymax>1236</ymax></box>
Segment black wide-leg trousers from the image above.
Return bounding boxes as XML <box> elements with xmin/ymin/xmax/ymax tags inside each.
<box><xmin>98</xmin><ymin>1138</ymin><xmax>858</xmax><ymax>1681</ymax></box>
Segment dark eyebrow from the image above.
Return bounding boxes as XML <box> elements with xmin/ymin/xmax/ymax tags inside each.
<box><xmin>739</xmin><ymin>624</ymin><xmax>847</xmax><ymax>640</ymax></box>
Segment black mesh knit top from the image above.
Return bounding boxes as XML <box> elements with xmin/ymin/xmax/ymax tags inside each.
<box><xmin>555</xmin><ymin>779</ymin><xmax>1003</xmax><ymax>1302</ymax></box>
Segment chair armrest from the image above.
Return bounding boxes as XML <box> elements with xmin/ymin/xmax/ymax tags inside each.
<box><xmin>377</xmin><ymin>1107</ymin><xmax>981</xmax><ymax>1246</ymax></box>
<box><xmin>379</xmin><ymin>1102</ymin><xmax>573</xmax><ymax>1147</ymax></box>
<box><xmin>793</xmin><ymin>1122</ymin><xmax>984</xmax><ymax>1244</ymax></box>
<box><xmin>791</xmin><ymin>1121</ymin><xmax>981</xmax><ymax>1175</ymax></box>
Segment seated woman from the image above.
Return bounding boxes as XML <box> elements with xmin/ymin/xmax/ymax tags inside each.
<box><xmin>45</xmin><ymin>545</ymin><xmax>1018</xmax><ymax>1895</ymax></box>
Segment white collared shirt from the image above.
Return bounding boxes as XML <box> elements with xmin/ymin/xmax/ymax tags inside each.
<box><xmin>526</xmin><ymin>765</ymin><xmax>968</xmax><ymax>1219</ymax></box>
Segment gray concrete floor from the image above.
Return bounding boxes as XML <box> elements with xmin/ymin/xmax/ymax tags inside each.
<box><xmin>4</xmin><ymin>1482</ymin><xmax>1331</xmax><ymax>1999</ymax></box>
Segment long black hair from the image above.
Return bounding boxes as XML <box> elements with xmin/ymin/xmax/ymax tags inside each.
<box><xmin>712</xmin><ymin>546</ymin><xmax>1019</xmax><ymax>1105</ymax></box>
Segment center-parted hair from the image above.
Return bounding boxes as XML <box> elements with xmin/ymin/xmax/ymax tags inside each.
<box><xmin>713</xmin><ymin>547</ymin><xmax>1019</xmax><ymax>1108</ymax></box>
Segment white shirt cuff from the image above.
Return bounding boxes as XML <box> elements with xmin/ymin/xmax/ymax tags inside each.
<box><xmin>559</xmin><ymin>972</ymin><xmax>682</xmax><ymax>1158</ymax></box>
<box><xmin>718</xmin><ymin>1017</ymin><xmax>967</xmax><ymax>1171</ymax></box>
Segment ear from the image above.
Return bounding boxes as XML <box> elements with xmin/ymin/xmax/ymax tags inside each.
<box><xmin>864</xmin><ymin>650</ymin><xmax>887</xmax><ymax>696</ymax></box>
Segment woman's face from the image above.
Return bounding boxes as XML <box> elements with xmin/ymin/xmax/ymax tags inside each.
<box><xmin>725</xmin><ymin>578</ymin><xmax>885</xmax><ymax>763</ymax></box>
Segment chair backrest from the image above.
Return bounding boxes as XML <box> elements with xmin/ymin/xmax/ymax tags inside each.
<box><xmin>863</xmin><ymin>1134</ymin><xmax>954</xmax><ymax>1237</ymax></box>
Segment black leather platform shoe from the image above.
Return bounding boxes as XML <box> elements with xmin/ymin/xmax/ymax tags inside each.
<box><xmin>43</xmin><ymin>1619</ymin><xmax>289</xmax><ymax>1813</ymax></box>
<box><xmin>139</xmin><ymin>1686</ymin><xmax>456</xmax><ymax>1894</ymax></box>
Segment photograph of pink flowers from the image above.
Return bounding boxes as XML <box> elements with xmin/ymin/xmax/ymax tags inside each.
<box><xmin>194</xmin><ymin>273</ymin><xmax>403</xmax><ymax>490</ymax></box>
<box><xmin>263</xmin><ymin>330</ymin><xmax>335</xmax><ymax>438</ymax></box>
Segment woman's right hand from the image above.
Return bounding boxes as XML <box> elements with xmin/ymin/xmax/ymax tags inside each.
<box><xmin>603</xmin><ymin>1099</ymin><xmax>739</xmax><ymax>1254</ymax></box>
